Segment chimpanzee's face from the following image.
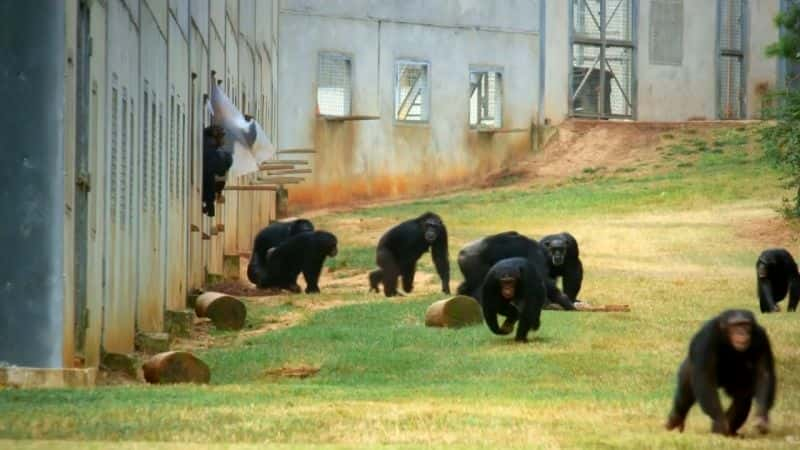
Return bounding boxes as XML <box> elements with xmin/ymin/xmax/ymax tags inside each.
<box><xmin>721</xmin><ymin>311</ymin><xmax>755</xmax><ymax>352</ymax></box>
<box><xmin>424</xmin><ymin>219</ymin><xmax>441</xmax><ymax>243</ymax></box>
<box><xmin>545</xmin><ymin>239</ymin><xmax>566</xmax><ymax>266</ymax></box>
<box><xmin>500</xmin><ymin>276</ymin><xmax>517</xmax><ymax>300</ymax></box>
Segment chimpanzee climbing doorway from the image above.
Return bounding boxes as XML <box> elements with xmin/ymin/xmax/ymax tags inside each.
<box><xmin>570</xmin><ymin>0</ymin><xmax>636</xmax><ymax>119</ymax></box>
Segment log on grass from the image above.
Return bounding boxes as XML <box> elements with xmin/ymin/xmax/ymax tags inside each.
<box><xmin>194</xmin><ymin>292</ymin><xmax>247</xmax><ymax>330</ymax></box>
<box><xmin>425</xmin><ymin>295</ymin><xmax>483</xmax><ymax>328</ymax></box>
<box><xmin>142</xmin><ymin>351</ymin><xmax>210</xmax><ymax>384</ymax></box>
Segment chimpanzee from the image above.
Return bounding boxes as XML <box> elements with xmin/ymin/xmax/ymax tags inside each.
<box><xmin>756</xmin><ymin>248</ymin><xmax>800</xmax><ymax>313</ymax></box>
<box><xmin>247</xmin><ymin>219</ymin><xmax>315</xmax><ymax>286</ymax></box>
<box><xmin>480</xmin><ymin>257</ymin><xmax>547</xmax><ymax>342</ymax></box>
<box><xmin>256</xmin><ymin>230</ymin><xmax>338</xmax><ymax>293</ymax></box>
<box><xmin>665</xmin><ymin>309</ymin><xmax>776</xmax><ymax>437</ymax></box>
<box><xmin>456</xmin><ymin>231</ymin><xmax>575</xmax><ymax>310</ymax></box>
<box><xmin>540</xmin><ymin>232</ymin><xmax>583</xmax><ymax>303</ymax></box>
<box><xmin>202</xmin><ymin>125</ymin><xmax>233</xmax><ymax>217</ymax></box>
<box><xmin>368</xmin><ymin>212</ymin><xmax>450</xmax><ymax>297</ymax></box>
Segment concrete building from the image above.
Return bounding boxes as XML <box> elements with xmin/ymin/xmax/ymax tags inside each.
<box><xmin>280</xmin><ymin>0</ymin><xmax>787</xmax><ymax>209</ymax></box>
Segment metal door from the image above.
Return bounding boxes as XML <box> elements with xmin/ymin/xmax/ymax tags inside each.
<box><xmin>718</xmin><ymin>0</ymin><xmax>746</xmax><ymax>119</ymax></box>
<box><xmin>570</xmin><ymin>0</ymin><xmax>636</xmax><ymax>118</ymax></box>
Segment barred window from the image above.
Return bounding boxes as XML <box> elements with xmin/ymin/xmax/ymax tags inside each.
<box><xmin>395</xmin><ymin>61</ymin><xmax>429</xmax><ymax>122</ymax></box>
<box><xmin>120</xmin><ymin>93</ymin><xmax>128</xmax><ymax>231</ymax></box>
<box><xmin>317</xmin><ymin>53</ymin><xmax>352</xmax><ymax>116</ymax></box>
<box><xmin>143</xmin><ymin>89</ymin><xmax>149</xmax><ymax>212</ymax></box>
<box><xmin>110</xmin><ymin>84</ymin><xmax>118</xmax><ymax>221</ymax></box>
<box><xmin>469</xmin><ymin>70</ymin><xmax>503</xmax><ymax>129</ymax></box>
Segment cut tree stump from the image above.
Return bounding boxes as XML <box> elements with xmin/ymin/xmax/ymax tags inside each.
<box><xmin>425</xmin><ymin>295</ymin><xmax>483</xmax><ymax>328</ymax></box>
<box><xmin>142</xmin><ymin>351</ymin><xmax>210</xmax><ymax>384</ymax></box>
<box><xmin>194</xmin><ymin>292</ymin><xmax>247</xmax><ymax>330</ymax></box>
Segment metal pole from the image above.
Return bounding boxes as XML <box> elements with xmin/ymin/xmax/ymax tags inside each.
<box><xmin>0</xmin><ymin>0</ymin><xmax>66</xmax><ymax>367</ymax></box>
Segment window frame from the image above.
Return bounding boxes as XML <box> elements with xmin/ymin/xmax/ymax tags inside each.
<box><xmin>316</xmin><ymin>51</ymin><xmax>354</xmax><ymax>118</ymax></box>
<box><xmin>394</xmin><ymin>59</ymin><xmax>431</xmax><ymax>125</ymax></box>
<box><xmin>468</xmin><ymin>65</ymin><xmax>504</xmax><ymax>130</ymax></box>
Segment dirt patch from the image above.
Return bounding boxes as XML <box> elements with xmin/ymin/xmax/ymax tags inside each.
<box><xmin>735</xmin><ymin>216</ymin><xmax>799</xmax><ymax>247</ymax></box>
<box><xmin>263</xmin><ymin>364</ymin><xmax>320</xmax><ymax>379</ymax></box>
<box><xmin>205</xmin><ymin>280</ymin><xmax>287</xmax><ymax>297</ymax></box>
<box><xmin>481</xmin><ymin>166</ymin><xmax>531</xmax><ymax>188</ymax></box>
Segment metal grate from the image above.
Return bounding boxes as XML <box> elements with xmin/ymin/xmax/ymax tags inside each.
<box><xmin>395</xmin><ymin>61</ymin><xmax>429</xmax><ymax>122</ymax></box>
<box><xmin>143</xmin><ymin>90</ymin><xmax>149</xmax><ymax>212</ymax></box>
<box><xmin>571</xmin><ymin>0</ymin><xmax>635</xmax><ymax>118</ymax></box>
<box><xmin>120</xmin><ymin>93</ymin><xmax>128</xmax><ymax>231</ymax></box>
<box><xmin>720</xmin><ymin>55</ymin><xmax>743</xmax><ymax>119</ymax></box>
<box><xmin>719</xmin><ymin>0</ymin><xmax>744</xmax><ymax>52</ymax></box>
<box><xmin>170</xmin><ymin>96</ymin><xmax>176</xmax><ymax>199</ymax></box>
<box><xmin>151</xmin><ymin>99</ymin><xmax>157</xmax><ymax>212</ymax></box>
<box><xmin>605</xmin><ymin>46</ymin><xmax>634</xmax><ymax>116</ymax></box>
<box><xmin>572</xmin><ymin>44</ymin><xmax>603</xmax><ymax>115</ymax></box>
<box><xmin>129</xmin><ymin>101</ymin><xmax>134</xmax><ymax>231</ymax></box>
<box><xmin>573</xmin><ymin>0</ymin><xmax>602</xmax><ymax>39</ymax></box>
<box><xmin>718</xmin><ymin>0</ymin><xmax>745</xmax><ymax>119</ymax></box>
<box><xmin>317</xmin><ymin>53</ymin><xmax>352</xmax><ymax>116</ymax></box>
<box><xmin>158</xmin><ymin>104</ymin><xmax>164</xmax><ymax>213</ymax></box>
<box><xmin>605</xmin><ymin>0</ymin><xmax>632</xmax><ymax>41</ymax></box>
<box><xmin>650</xmin><ymin>0</ymin><xmax>683</xmax><ymax>66</ymax></box>
<box><xmin>110</xmin><ymin>85</ymin><xmax>118</xmax><ymax>221</ymax></box>
<box><xmin>469</xmin><ymin>70</ymin><xmax>502</xmax><ymax>128</ymax></box>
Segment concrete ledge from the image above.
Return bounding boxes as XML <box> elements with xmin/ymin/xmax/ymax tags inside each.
<box><xmin>0</xmin><ymin>367</ymin><xmax>96</xmax><ymax>388</ymax></box>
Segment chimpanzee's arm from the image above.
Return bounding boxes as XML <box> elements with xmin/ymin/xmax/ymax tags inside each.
<box><xmin>690</xmin><ymin>341</ymin><xmax>726</xmax><ymax>432</ymax></box>
<box><xmin>431</xmin><ymin>226</ymin><xmax>451</xmax><ymax>294</ymax></box>
<box><xmin>753</xmin><ymin>333</ymin><xmax>777</xmax><ymax>419</ymax></box>
<box><xmin>481</xmin><ymin>281</ymin><xmax>503</xmax><ymax>335</ymax></box>
<box><xmin>545</xmin><ymin>278</ymin><xmax>576</xmax><ymax>310</ymax></box>
<box><xmin>788</xmin><ymin>275</ymin><xmax>800</xmax><ymax>312</ymax></box>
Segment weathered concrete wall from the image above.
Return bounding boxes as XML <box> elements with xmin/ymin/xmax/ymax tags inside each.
<box><xmin>636</xmin><ymin>1</ymin><xmax>718</xmax><ymax>121</ymax></box>
<box><xmin>544</xmin><ymin>0</ymin><xmax>781</xmax><ymax>123</ymax></box>
<box><xmin>278</xmin><ymin>1</ymin><xmax>541</xmax><ymax>209</ymax></box>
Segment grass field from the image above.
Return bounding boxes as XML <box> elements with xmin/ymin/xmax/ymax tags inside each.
<box><xmin>2</xmin><ymin>125</ymin><xmax>800</xmax><ymax>449</ymax></box>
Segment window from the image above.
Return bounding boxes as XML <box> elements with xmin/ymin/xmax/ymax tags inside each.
<box><xmin>395</xmin><ymin>60</ymin><xmax>429</xmax><ymax>122</ymax></box>
<box><xmin>469</xmin><ymin>69</ymin><xmax>503</xmax><ymax>129</ymax></box>
<box><xmin>317</xmin><ymin>52</ymin><xmax>352</xmax><ymax>117</ymax></box>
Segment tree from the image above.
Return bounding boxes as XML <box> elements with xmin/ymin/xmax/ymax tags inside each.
<box><xmin>762</xmin><ymin>3</ymin><xmax>800</xmax><ymax>217</ymax></box>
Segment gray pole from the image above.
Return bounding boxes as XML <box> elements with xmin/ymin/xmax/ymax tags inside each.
<box><xmin>0</xmin><ymin>0</ymin><xmax>66</xmax><ymax>368</ymax></box>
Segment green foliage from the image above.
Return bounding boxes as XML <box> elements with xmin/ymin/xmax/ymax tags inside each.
<box><xmin>762</xmin><ymin>4</ymin><xmax>800</xmax><ymax>217</ymax></box>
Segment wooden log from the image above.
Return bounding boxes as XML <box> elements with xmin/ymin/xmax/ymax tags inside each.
<box><xmin>255</xmin><ymin>176</ymin><xmax>305</xmax><ymax>184</ymax></box>
<box><xmin>258</xmin><ymin>164</ymin><xmax>295</xmax><ymax>171</ymax></box>
<box><xmin>425</xmin><ymin>295</ymin><xmax>483</xmax><ymax>328</ymax></box>
<box><xmin>194</xmin><ymin>292</ymin><xmax>247</xmax><ymax>330</ymax></box>
<box><xmin>575</xmin><ymin>303</ymin><xmax>631</xmax><ymax>312</ymax></box>
<box><xmin>264</xmin><ymin>168</ymin><xmax>312</xmax><ymax>176</ymax></box>
<box><xmin>261</xmin><ymin>159</ymin><xmax>308</xmax><ymax>165</ymax></box>
<box><xmin>142</xmin><ymin>351</ymin><xmax>210</xmax><ymax>384</ymax></box>
<box><xmin>277</xmin><ymin>148</ymin><xmax>315</xmax><ymax>154</ymax></box>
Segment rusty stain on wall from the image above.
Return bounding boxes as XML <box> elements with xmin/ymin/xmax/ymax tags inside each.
<box><xmin>290</xmin><ymin>116</ymin><xmax>532</xmax><ymax>210</ymax></box>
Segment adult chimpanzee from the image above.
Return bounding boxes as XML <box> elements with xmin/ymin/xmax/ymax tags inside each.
<box><xmin>247</xmin><ymin>219</ymin><xmax>315</xmax><ymax>286</ymax></box>
<box><xmin>368</xmin><ymin>212</ymin><xmax>450</xmax><ymax>297</ymax></box>
<box><xmin>665</xmin><ymin>309</ymin><xmax>776</xmax><ymax>437</ymax></box>
<box><xmin>480</xmin><ymin>257</ymin><xmax>547</xmax><ymax>342</ymax></box>
<box><xmin>256</xmin><ymin>230</ymin><xmax>338</xmax><ymax>293</ymax></box>
<box><xmin>456</xmin><ymin>231</ymin><xmax>575</xmax><ymax>310</ymax></box>
<box><xmin>202</xmin><ymin>125</ymin><xmax>233</xmax><ymax>217</ymax></box>
<box><xmin>756</xmin><ymin>248</ymin><xmax>800</xmax><ymax>313</ymax></box>
<box><xmin>540</xmin><ymin>232</ymin><xmax>583</xmax><ymax>303</ymax></box>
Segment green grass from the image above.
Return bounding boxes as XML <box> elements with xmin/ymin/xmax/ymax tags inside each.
<box><xmin>2</xmin><ymin>126</ymin><xmax>800</xmax><ymax>449</ymax></box>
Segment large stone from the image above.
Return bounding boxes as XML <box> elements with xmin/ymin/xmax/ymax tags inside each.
<box><xmin>425</xmin><ymin>295</ymin><xmax>483</xmax><ymax>328</ymax></box>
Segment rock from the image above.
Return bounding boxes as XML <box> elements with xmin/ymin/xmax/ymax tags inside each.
<box><xmin>165</xmin><ymin>309</ymin><xmax>195</xmax><ymax>338</ymax></box>
<box><xmin>135</xmin><ymin>332</ymin><xmax>171</xmax><ymax>354</ymax></box>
